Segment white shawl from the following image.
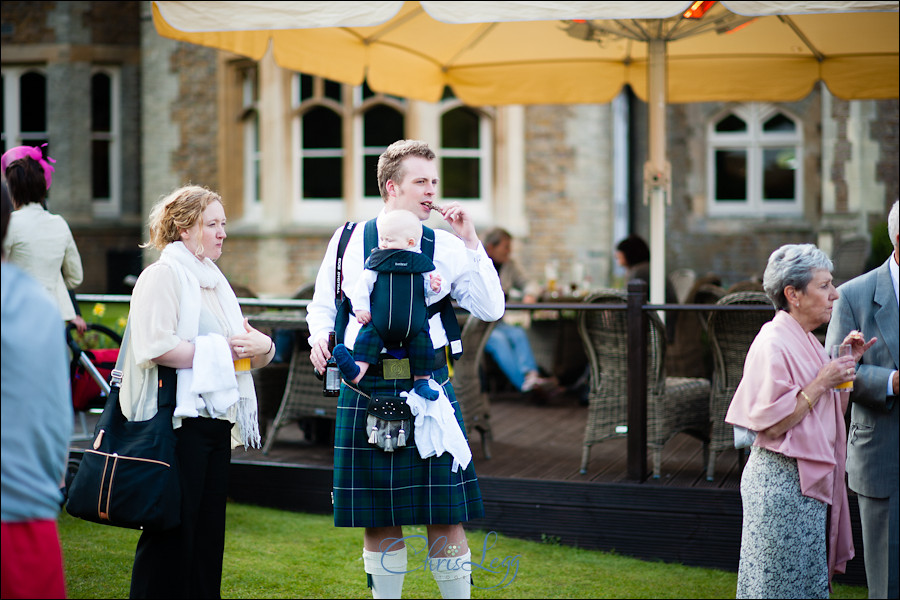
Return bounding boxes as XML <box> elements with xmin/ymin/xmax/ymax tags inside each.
<box><xmin>158</xmin><ymin>242</ymin><xmax>260</xmax><ymax>448</ymax></box>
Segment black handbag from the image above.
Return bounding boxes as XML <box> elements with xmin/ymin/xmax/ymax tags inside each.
<box><xmin>366</xmin><ymin>396</ymin><xmax>413</xmax><ymax>452</ymax></box>
<box><xmin>66</xmin><ymin>335</ymin><xmax>181</xmax><ymax>531</ymax></box>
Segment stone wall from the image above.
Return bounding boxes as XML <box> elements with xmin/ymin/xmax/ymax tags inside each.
<box><xmin>2</xmin><ymin>1</ymin><xmax>144</xmax><ymax>293</ymax></box>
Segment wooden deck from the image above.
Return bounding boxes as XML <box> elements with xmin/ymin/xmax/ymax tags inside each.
<box><xmin>245</xmin><ymin>389</ymin><xmax>744</xmax><ymax>488</ymax></box>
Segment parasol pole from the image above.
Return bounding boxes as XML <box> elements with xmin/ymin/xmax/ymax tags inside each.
<box><xmin>645</xmin><ymin>38</ymin><xmax>670</xmax><ymax>313</ymax></box>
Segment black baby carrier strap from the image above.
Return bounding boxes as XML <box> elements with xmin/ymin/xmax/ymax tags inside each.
<box><xmin>362</xmin><ymin>218</ymin><xmax>463</xmax><ymax>359</ymax></box>
<box><xmin>333</xmin><ymin>221</ymin><xmax>357</xmax><ymax>344</ymax></box>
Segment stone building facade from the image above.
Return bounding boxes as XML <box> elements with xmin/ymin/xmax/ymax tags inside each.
<box><xmin>3</xmin><ymin>1</ymin><xmax>897</xmax><ymax>299</ymax></box>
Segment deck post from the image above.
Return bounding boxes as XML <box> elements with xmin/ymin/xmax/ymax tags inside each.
<box><xmin>626</xmin><ymin>280</ymin><xmax>648</xmax><ymax>481</ymax></box>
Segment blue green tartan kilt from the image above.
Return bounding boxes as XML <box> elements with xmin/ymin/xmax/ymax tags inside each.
<box><xmin>332</xmin><ymin>363</ymin><xmax>485</xmax><ymax>528</ymax></box>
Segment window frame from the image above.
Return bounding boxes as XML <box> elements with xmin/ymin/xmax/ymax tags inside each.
<box><xmin>437</xmin><ymin>98</ymin><xmax>493</xmax><ymax>223</ymax></box>
<box><xmin>706</xmin><ymin>103</ymin><xmax>803</xmax><ymax>217</ymax></box>
<box><xmin>354</xmin><ymin>90</ymin><xmax>409</xmax><ymax>217</ymax></box>
<box><xmin>1</xmin><ymin>65</ymin><xmax>49</xmax><ymax>159</ymax></box>
<box><xmin>240</xmin><ymin>64</ymin><xmax>261</xmax><ymax>222</ymax></box>
<box><xmin>90</xmin><ymin>65</ymin><xmax>122</xmax><ymax>218</ymax></box>
<box><xmin>292</xmin><ymin>73</ymin><xmax>351</xmax><ymax>224</ymax></box>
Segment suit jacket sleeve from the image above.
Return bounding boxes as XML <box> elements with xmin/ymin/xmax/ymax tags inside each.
<box><xmin>826</xmin><ymin>265</ymin><xmax>897</xmax><ymax>412</ymax></box>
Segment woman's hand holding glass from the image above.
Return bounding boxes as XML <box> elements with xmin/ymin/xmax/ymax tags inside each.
<box><xmin>829</xmin><ymin>344</ymin><xmax>856</xmax><ymax>391</ymax></box>
<box><xmin>828</xmin><ymin>330</ymin><xmax>876</xmax><ymax>391</ymax></box>
<box><xmin>229</xmin><ymin>317</ymin><xmax>273</xmax><ymax>370</ymax></box>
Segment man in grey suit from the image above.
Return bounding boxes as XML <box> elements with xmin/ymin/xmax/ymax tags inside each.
<box><xmin>826</xmin><ymin>200</ymin><xmax>899</xmax><ymax>599</ymax></box>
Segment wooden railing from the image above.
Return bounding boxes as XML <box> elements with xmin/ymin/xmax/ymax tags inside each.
<box><xmin>76</xmin><ymin>281</ymin><xmax>773</xmax><ymax>483</ymax></box>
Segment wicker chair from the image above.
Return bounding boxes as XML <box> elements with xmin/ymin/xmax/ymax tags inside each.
<box><xmin>667</xmin><ymin>282</ymin><xmax>726</xmax><ymax>380</ymax></box>
<box><xmin>706</xmin><ymin>291</ymin><xmax>775</xmax><ymax>480</ymax></box>
<box><xmin>452</xmin><ymin>315</ymin><xmax>497</xmax><ymax>459</ymax></box>
<box><xmin>577</xmin><ymin>290</ymin><xmax>711</xmax><ymax>478</ymax></box>
<box><xmin>261</xmin><ymin>284</ymin><xmax>330</xmax><ymax>454</ymax></box>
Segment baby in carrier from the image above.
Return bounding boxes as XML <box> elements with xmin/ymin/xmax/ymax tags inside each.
<box><xmin>331</xmin><ymin>209</ymin><xmax>446</xmax><ymax>399</ymax></box>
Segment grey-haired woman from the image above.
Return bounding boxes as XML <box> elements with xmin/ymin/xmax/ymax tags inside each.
<box><xmin>726</xmin><ymin>244</ymin><xmax>873</xmax><ymax>598</ymax></box>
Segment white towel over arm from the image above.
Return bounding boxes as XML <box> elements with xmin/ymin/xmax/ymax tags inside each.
<box><xmin>190</xmin><ymin>333</ymin><xmax>239</xmax><ymax>418</ymax></box>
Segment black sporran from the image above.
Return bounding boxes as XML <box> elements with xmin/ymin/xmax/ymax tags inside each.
<box><xmin>365</xmin><ymin>396</ymin><xmax>413</xmax><ymax>452</ymax></box>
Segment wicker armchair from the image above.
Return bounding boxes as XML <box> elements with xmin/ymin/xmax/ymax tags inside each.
<box><xmin>452</xmin><ymin>315</ymin><xmax>497</xmax><ymax>459</ymax></box>
<box><xmin>667</xmin><ymin>282</ymin><xmax>726</xmax><ymax>380</ymax></box>
<box><xmin>261</xmin><ymin>284</ymin><xmax>330</xmax><ymax>455</ymax></box>
<box><xmin>577</xmin><ymin>290</ymin><xmax>711</xmax><ymax>478</ymax></box>
<box><xmin>706</xmin><ymin>291</ymin><xmax>775</xmax><ymax>480</ymax></box>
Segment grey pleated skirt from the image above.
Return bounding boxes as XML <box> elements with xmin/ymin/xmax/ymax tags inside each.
<box><xmin>736</xmin><ymin>446</ymin><xmax>828</xmax><ymax>599</ymax></box>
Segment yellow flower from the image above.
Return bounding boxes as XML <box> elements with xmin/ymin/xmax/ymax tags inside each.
<box><xmin>92</xmin><ymin>303</ymin><xmax>106</xmax><ymax>317</ymax></box>
<box><xmin>117</xmin><ymin>317</ymin><xmax>127</xmax><ymax>331</ymax></box>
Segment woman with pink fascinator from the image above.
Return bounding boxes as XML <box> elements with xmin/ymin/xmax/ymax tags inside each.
<box><xmin>1</xmin><ymin>144</ymin><xmax>86</xmax><ymax>332</ymax></box>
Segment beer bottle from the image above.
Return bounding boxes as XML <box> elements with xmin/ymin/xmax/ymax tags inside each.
<box><xmin>323</xmin><ymin>331</ymin><xmax>341</xmax><ymax>397</ymax></box>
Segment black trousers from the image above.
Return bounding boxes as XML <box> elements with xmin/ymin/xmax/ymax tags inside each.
<box><xmin>130</xmin><ymin>416</ymin><xmax>233</xmax><ymax>599</ymax></box>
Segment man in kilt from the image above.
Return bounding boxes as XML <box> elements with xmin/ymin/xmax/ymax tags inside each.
<box><xmin>307</xmin><ymin>140</ymin><xmax>505</xmax><ymax>598</ymax></box>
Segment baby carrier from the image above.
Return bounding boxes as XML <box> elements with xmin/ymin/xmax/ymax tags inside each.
<box><xmin>333</xmin><ymin>219</ymin><xmax>462</xmax><ymax>359</ymax></box>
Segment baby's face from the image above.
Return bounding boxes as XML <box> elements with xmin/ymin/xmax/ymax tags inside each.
<box><xmin>378</xmin><ymin>233</ymin><xmax>414</xmax><ymax>250</ymax></box>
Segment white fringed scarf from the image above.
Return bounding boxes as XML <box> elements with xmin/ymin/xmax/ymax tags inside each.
<box><xmin>159</xmin><ymin>242</ymin><xmax>261</xmax><ymax>449</ymax></box>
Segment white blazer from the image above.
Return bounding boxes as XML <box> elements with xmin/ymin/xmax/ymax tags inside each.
<box><xmin>2</xmin><ymin>203</ymin><xmax>83</xmax><ymax>321</ymax></box>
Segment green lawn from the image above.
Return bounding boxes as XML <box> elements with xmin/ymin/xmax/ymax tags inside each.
<box><xmin>58</xmin><ymin>502</ymin><xmax>868</xmax><ymax>599</ymax></box>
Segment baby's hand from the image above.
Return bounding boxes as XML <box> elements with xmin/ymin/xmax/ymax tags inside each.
<box><xmin>356</xmin><ymin>310</ymin><xmax>372</xmax><ymax>325</ymax></box>
<box><xmin>430</xmin><ymin>273</ymin><xmax>442</xmax><ymax>293</ymax></box>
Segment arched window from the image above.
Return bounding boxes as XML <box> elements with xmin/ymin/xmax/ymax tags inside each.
<box><xmin>301</xmin><ymin>105</ymin><xmax>343</xmax><ymax>199</ymax></box>
<box><xmin>91</xmin><ymin>67</ymin><xmax>121</xmax><ymax>217</ymax></box>
<box><xmin>439</xmin><ymin>93</ymin><xmax>492</xmax><ymax>222</ymax></box>
<box><xmin>707</xmin><ymin>103</ymin><xmax>802</xmax><ymax>216</ymax></box>
<box><xmin>284</xmin><ymin>74</ymin><xmax>496</xmax><ymax>225</ymax></box>
<box><xmin>240</xmin><ymin>65</ymin><xmax>260</xmax><ymax>220</ymax></box>
<box><xmin>292</xmin><ymin>73</ymin><xmax>350</xmax><ymax>223</ymax></box>
<box><xmin>1</xmin><ymin>67</ymin><xmax>48</xmax><ymax>155</ymax></box>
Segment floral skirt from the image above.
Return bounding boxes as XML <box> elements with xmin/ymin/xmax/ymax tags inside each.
<box><xmin>737</xmin><ymin>446</ymin><xmax>828</xmax><ymax>599</ymax></box>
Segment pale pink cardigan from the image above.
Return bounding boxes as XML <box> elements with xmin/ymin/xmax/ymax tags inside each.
<box><xmin>725</xmin><ymin>310</ymin><xmax>854</xmax><ymax>580</ymax></box>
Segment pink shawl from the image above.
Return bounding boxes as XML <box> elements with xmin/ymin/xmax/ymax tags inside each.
<box><xmin>725</xmin><ymin>310</ymin><xmax>853</xmax><ymax>580</ymax></box>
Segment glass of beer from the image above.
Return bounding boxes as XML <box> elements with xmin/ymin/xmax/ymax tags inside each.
<box><xmin>830</xmin><ymin>344</ymin><xmax>854</xmax><ymax>391</ymax></box>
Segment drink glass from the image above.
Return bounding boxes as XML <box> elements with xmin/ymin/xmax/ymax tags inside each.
<box><xmin>830</xmin><ymin>344</ymin><xmax>854</xmax><ymax>391</ymax></box>
<box><xmin>545</xmin><ymin>260</ymin><xmax>559</xmax><ymax>297</ymax></box>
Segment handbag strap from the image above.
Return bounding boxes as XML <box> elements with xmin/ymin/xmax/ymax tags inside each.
<box><xmin>110</xmin><ymin>321</ymin><xmax>130</xmax><ymax>385</ymax></box>
<box><xmin>110</xmin><ymin>320</ymin><xmax>176</xmax><ymax>410</ymax></box>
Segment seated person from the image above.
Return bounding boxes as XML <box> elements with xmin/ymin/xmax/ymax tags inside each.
<box><xmin>482</xmin><ymin>227</ymin><xmax>555</xmax><ymax>393</ymax></box>
<box><xmin>615</xmin><ymin>234</ymin><xmax>679</xmax><ymax>342</ymax></box>
<box><xmin>332</xmin><ymin>209</ymin><xmax>445</xmax><ymax>400</ymax></box>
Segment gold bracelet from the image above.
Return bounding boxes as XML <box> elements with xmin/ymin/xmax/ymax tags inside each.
<box><xmin>799</xmin><ymin>389</ymin><xmax>814</xmax><ymax>412</ymax></box>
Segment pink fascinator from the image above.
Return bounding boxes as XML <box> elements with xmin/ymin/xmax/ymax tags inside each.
<box><xmin>1</xmin><ymin>143</ymin><xmax>56</xmax><ymax>190</ymax></box>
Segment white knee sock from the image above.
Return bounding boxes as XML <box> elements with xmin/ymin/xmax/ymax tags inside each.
<box><xmin>362</xmin><ymin>546</ymin><xmax>407</xmax><ymax>599</ymax></box>
<box><xmin>431</xmin><ymin>550</ymin><xmax>471</xmax><ymax>599</ymax></box>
